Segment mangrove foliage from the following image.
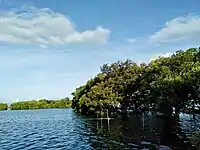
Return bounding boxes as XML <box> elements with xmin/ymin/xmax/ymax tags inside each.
<box><xmin>72</xmin><ymin>48</ymin><xmax>200</xmax><ymax>117</ymax></box>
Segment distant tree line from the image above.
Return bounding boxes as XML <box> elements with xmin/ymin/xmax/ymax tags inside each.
<box><xmin>72</xmin><ymin>48</ymin><xmax>200</xmax><ymax>118</ymax></box>
<box><xmin>0</xmin><ymin>103</ymin><xmax>8</xmax><ymax>110</ymax></box>
<box><xmin>10</xmin><ymin>98</ymin><xmax>71</xmax><ymax>110</ymax></box>
<box><xmin>0</xmin><ymin>98</ymin><xmax>72</xmax><ymax>110</ymax></box>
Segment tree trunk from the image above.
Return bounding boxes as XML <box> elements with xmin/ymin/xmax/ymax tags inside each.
<box><xmin>134</xmin><ymin>100</ymin><xmax>139</xmax><ymax>115</ymax></box>
<box><xmin>175</xmin><ymin>108</ymin><xmax>180</xmax><ymax>121</ymax></box>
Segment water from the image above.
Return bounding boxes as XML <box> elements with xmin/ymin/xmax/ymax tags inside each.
<box><xmin>0</xmin><ymin>109</ymin><xmax>199</xmax><ymax>150</ymax></box>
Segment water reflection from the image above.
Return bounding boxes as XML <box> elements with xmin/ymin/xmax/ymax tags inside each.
<box><xmin>86</xmin><ymin>112</ymin><xmax>199</xmax><ymax>150</ymax></box>
<box><xmin>0</xmin><ymin>109</ymin><xmax>199</xmax><ymax>150</ymax></box>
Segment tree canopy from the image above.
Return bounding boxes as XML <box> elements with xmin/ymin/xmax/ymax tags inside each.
<box><xmin>72</xmin><ymin>48</ymin><xmax>200</xmax><ymax>117</ymax></box>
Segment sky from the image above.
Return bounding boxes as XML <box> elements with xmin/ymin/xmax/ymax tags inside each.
<box><xmin>0</xmin><ymin>0</ymin><xmax>200</xmax><ymax>103</ymax></box>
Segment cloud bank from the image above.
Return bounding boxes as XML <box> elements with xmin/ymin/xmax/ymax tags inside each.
<box><xmin>149</xmin><ymin>15</ymin><xmax>200</xmax><ymax>43</ymax></box>
<box><xmin>0</xmin><ymin>6</ymin><xmax>110</xmax><ymax>47</ymax></box>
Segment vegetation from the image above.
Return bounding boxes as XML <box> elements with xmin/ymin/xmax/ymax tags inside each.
<box><xmin>189</xmin><ymin>132</ymin><xmax>200</xmax><ymax>147</ymax></box>
<box><xmin>0</xmin><ymin>103</ymin><xmax>8</xmax><ymax>110</ymax></box>
<box><xmin>72</xmin><ymin>48</ymin><xmax>200</xmax><ymax>117</ymax></box>
<box><xmin>10</xmin><ymin>98</ymin><xmax>71</xmax><ymax>110</ymax></box>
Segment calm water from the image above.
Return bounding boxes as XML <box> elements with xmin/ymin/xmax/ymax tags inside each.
<box><xmin>0</xmin><ymin>109</ymin><xmax>199</xmax><ymax>150</ymax></box>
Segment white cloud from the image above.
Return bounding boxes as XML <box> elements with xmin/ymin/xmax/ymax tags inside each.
<box><xmin>0</xmin><ymin>6</ymin><xmax>110</xmax><ymax>47</ymax></box>
<box><xmin>149</xmin><ymin>15</ymin><xmax>200</xmax><ymax>43</ymax></box>
<box><xmin>150</xmin><ymin>52</ymin><xmax>173</xmax><ymax>61</ymax></box>
<box><xmin>126</xmin><ymin>38</ymin><xmax>137</xmax><ymax>43</ymax></box>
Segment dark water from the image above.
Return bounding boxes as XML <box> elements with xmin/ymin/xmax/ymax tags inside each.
<box><xmin>0</xmin><ymin>109</ymin><xmax>199</xmax><ymax>150</ymax></box>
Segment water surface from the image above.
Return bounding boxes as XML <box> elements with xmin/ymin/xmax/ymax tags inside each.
<box><xmin>0</xmin><ymin>109</ymin><xmax>199</xmax><ymax>149</ymax></box>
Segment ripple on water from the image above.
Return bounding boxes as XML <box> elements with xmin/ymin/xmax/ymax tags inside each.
<box><xmin>0</xmin><ymin>109</ymin><xmax>93</xmax><ymax>150</ymax></box>
<box><xmin>0</xmin><ymin>109</ymin><xmax>199</xmax><ymax>149</ymax></box>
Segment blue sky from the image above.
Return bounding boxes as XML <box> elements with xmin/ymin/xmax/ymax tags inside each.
<box><xmin>0</xmin><ymin>0</ymin><xmax>200</xmax><ymax>103</ymax></box>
